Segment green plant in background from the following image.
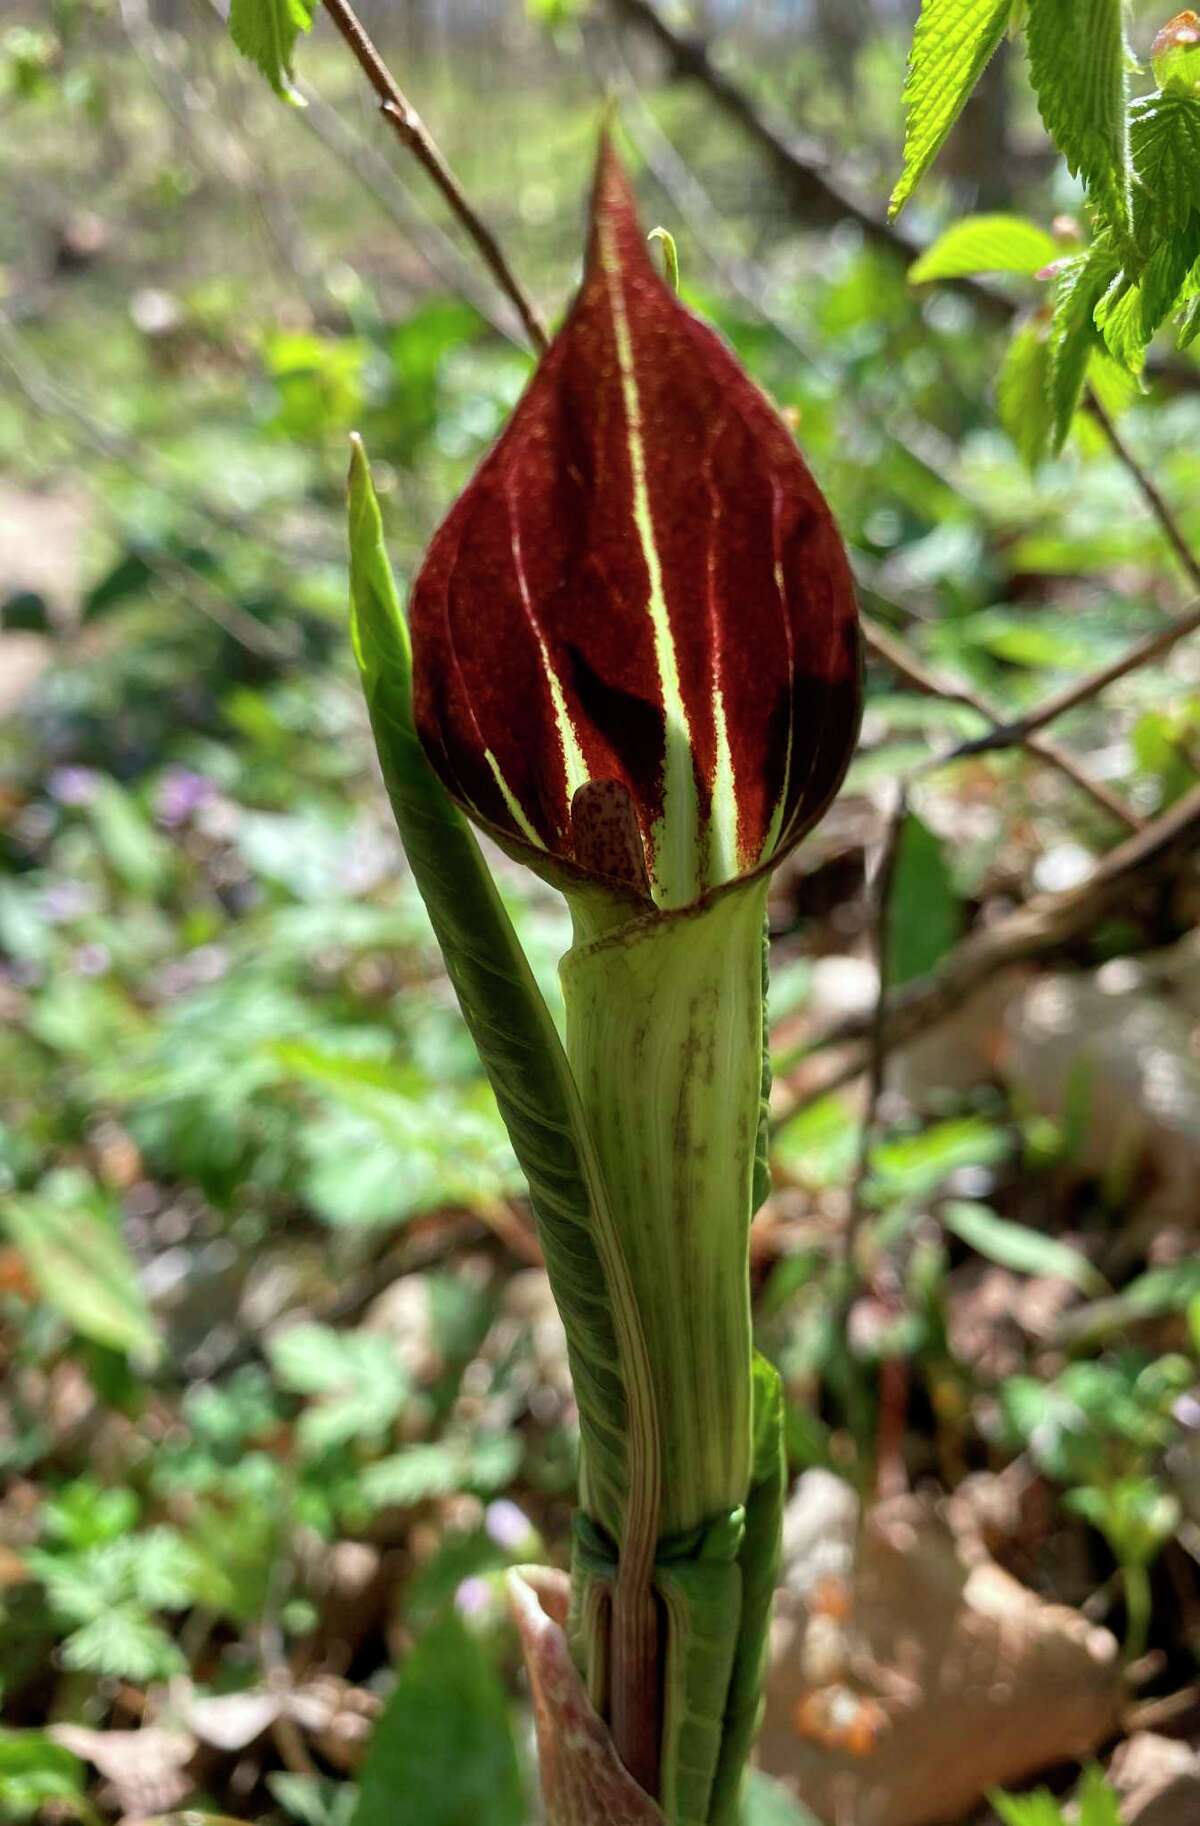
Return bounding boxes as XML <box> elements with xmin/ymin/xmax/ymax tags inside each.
<box><xmin>999</xmin><ymin>1351</ymin><xmax>1190</xmax><ymax>1660</ymax></box>
<box><xmin>895</xmin><ymin>2</ymin><xmax>1200</xmax><ymax>464</ymax></box>
<box><xmin>991</xmin><ymin>1764</ymin><xmax>1125</xmax><ymax>1826</ymax></box>
<box><xmin>347</xmin><ymin>141</ymin><xmax>861</xmax><ymax>1822</ymax></box>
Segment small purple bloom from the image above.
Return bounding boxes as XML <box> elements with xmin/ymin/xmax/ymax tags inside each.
<box><xmin>40</xmin><ymin>879</ymin><xmax>99</xmax><ymax>924</ymax></box>
<box><xmin>155</xmin><ymin>766</ymin><xmax>215</xmax><ymax>828</ymax></box>
<box><xmin>71</xmin><ymin>942</ymin><xmax>111</xmax><ymax>977</ymax></box>
<box><xmin>47</xmin><ymin>766</ymin><xmax>101</xmax><ymax>807</ymax></box>
<box><xmin>485</xmin><ymin>1498</ymin><xmax>533</xmax><ymax>1553</ymax></box>
<box><xmin>454</xmin><ymin>1576</ymin><xmax>492</xmax><ymax>1618</ymax></box>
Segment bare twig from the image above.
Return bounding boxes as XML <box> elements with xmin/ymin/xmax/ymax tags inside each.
<box><xmin>1088</xmin><ymin>395</ymin><xmax>1200</xmax><ymax>595</ymax></box>
<box><xmin>863</xmin><ymin>616</ymin><xmax>1143</xmax><ymax>831</ymax></box>
<box><xmin>775</xmin><ymin>781</ymin><xmax>1200</xmax><ymax>1124</ymax></box>
<box><xmin>922</xmin><ymin>596</ymin><xmax>1200</xmax><ymax>774</ymax></box>
<box><xmin>317</xmin><ymin>0</ymin><xmax>548</xmax><ymax>356</ymax></box>
<box><xmin>295</xmin><ymin>83</ymin><xmax>524</xmax><ymax>345</ymax></box>
<box><xmin>605</xmin><ymin>0</ymin><xmax>1011</xmax><ymax>319</ymax></box>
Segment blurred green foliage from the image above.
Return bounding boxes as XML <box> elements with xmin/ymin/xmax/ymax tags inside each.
<box><xmin>2</xmin><ymin>1</ymin><xmax>1199</xmax><ymax>1821</ymax></box>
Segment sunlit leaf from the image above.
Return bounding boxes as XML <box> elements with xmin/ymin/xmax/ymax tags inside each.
<box><xmin>890</xmin><ymin>0</ymin><xmax>1014</xmax><ymax>216</ymax></box>
<box><xmin>227</xmin><ymin>0</ymin><xmax>314</xmax><ymax>101</ymax></box>
<box><xmin>909</xmin><ymin>214</ymin><xmax>1058</xmax><ymax>282</ymax></box>
<box><xmin>1026</xmin><ymin>0</ymin><xmax>1130</xmax><ymax>233</ymax></box>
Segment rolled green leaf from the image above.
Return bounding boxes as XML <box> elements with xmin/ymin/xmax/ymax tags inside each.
<box><xmin>708</xmin><ymin>1356</ymin><xmax>787</xmax><ymax>1826</ymax></box>
<box><xmin>348</xmin><ymin>438</ymin><xmax>641</xmax><ymax>1542</ymax></box>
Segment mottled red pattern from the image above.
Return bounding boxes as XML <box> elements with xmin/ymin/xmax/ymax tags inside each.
<box><xmin>410</xmin><ymin>138</ymin><xmax>860</xmax><ymax>899</ymax></box>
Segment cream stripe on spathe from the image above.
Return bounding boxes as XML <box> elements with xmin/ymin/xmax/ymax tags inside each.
<box><xmin>598</xmin><ymin>210</ymin><xmax>701</xmax><ymax>911</ymax></box>
<box><xmin>484</xmin><ymin>748</ymin><xmax>546</xmax><ymax>848</ymax></box>
<box><xmin>505</xmin><ymin>480</ymin><xmax>590</xmax><ymax>809</ymax></box>
<box><xmin>701</xmin><ymin>412</ymin><xmax>738</xmax><ymax>887</ymax></box>
<box><xmin>758</xmin><ymin>477</ymin><xmax>795</xmax><ymax>866</ymax></box>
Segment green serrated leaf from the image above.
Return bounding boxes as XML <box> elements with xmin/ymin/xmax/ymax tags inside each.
<box><xmin>61</xmin><ymin>1606</ymin><xmax>185</xmax><ymax>1681</ymax></box>
<box><xmin>347</xmin><ymin>438</ymin><xmax>632</xmax><ymax>1543</ymax></box>
<box><xmin>227</xmin><ymin>0</ymin><xmax>314</xmax><ymax>100</ymax></box>
<box><xmin>268</xmin><ymin>1324</ymin><xmax>410</xmax><ymax>1454</ymax></box>
<box><xmin>350</xmin><ymin>1613</ymin><xmax>523</xmax><ymax>1826</ymax></box>
<box><xmin>1026</xmin><ymin>0</ymin><xmax>1131</xmax><ymax>233</ymax></box>
<box><xmin>909</xmin><ymin>213</ymin><xmax>1059</xmax><ymax>282</ymax></box>
<box><xmin>891</xmin><ymin>0</ymin><xmax>1014</xmax><ymax>215</ymax></box>
<box><xmin>1129</xmin><ymin>91</ymin><xmax>1200</xmax><ymax>242</ymax></box>
<box><xmin>362</xmin><ymin>1444</ymin><xmax>472</xmax><ymax>1509</ymax></box>
<box><xmin>1094</xmin><ymin>268</ymin><xmax>1146</xmax><ymax>370</ymax></box>
<box><xmin>1047</xmin><ymin>238</ymin><xmax>1122</xmax><ymax>447</ymax></box>
<box><xmin>997</xmin><ymin>317</ymin><xmax>1055</xmax><ymax>468</ymax></box>
<box><xmin>942</xmin><ymin>1200</ymin><xmax>1108</xmax><ymax>1295</ymax></box>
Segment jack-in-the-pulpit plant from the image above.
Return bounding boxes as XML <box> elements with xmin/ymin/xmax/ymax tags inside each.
<box><xmin>348</xmin><ymin>138</ymin><xmax>861</xmax><ymax>1826</ymax></box>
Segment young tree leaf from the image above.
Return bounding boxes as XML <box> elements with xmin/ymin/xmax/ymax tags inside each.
<box><xmin>227</xmin><ymin>0</ymin><xmax>314</xmax><ymax>101</ymax></box>
<box><xmin>909</xmin><ymin>213</ymin><xmax>1058</xmax><ymax>282</ymax></box>
<box><xmin>347</xmin><ymin>438</ymin><xmax>633</xmax><ymax>1544</ymax></box>
<box><xmin>1026</xmin><ymin>0</ymin><xmax>1130</xmax><ymax>233</ymax></box>
<box><xmin>1046</xmin><ymin>238</ymin><xmax>1121</xmax><ymax>448</ymax></box>
<box><xmin>886</xmin><ymin>812</ymin><xmax>961</xmax><ymax>988</ymax></box>
<box><xmin>890</xmin><ymin>0</ymin><xmax>1014</xmax><ymax>217</ymax></box>
<box><xmin>1152</xmin><ymin>11</ymin><xmax>1200</xmax><ymax>94</ymax></box>
<box><xmin>997</xmin><ymin>317</ymin><xmax>1055</xmax><ymax>468</ymax></box>
<box><xmin>1129</xmin><ymin>91</ymin><xmax>1200</xmax><ymax>240</ymax></box>
<box><xmin>350</xmin><ymin>1612</ymin><xmax>524</xmax><ymax>1826</ymax></box>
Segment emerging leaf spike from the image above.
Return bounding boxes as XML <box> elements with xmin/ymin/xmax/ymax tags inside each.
<box><xmin>410</xmin><ymin>137</ymin><xmax>860</xmax><ymax>914</ymax></box>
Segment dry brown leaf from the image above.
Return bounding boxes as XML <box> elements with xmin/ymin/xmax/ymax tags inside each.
<box><xmin>508</xmin><ymin>1564</ymin><xmax>666</xmax><ymax>1826</ymax></box>
<box><xmin>50</xmin><ymin>1723</ymin><xmax>195</xmax><ymax>1819</ymax></box>
<box><xmin>1109</xmin><ymin>1732</ymin><xmax>1200</xmax><ymax>1826</ymax></box>
<box><xmin>757</xmin><ymin>1475</ymin><xmax>1122</xmax><ymax>1826</ymax></box>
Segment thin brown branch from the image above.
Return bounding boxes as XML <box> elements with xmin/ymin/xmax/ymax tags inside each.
<box><xmin>774</xmin><ymin>781</ymin><xmax>1200</xmax><ymax>1125</ymax></box>
<box><xmin>318</xmin><ymin>0</ymin><xmax>548</xmax><ymax>356</ymax></box>
<box><xmin>1088</xmin><ymin>395</ymin><xmax>1200</xmax><ymax>595</ymax></box>
<box><xmin>924</xmin><ymin>595</ymin><xmax>1200</xmax><ymax>773</ymax></box>
<box><xmin>605</xmin><ymin>0</ymin><xmax>1010</xmax><ymax>322</ymax></box>
<box><xmin>863</xmin><ymin>617</ymin><xmax>1143</xmax><ymax>831</ymax></box>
